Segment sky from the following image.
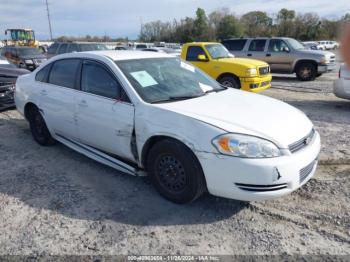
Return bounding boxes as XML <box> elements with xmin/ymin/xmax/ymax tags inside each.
<box><xmin>0</xmin><ymin>0</ymin><xmax>349</xmax><ymax>40</ymax></box>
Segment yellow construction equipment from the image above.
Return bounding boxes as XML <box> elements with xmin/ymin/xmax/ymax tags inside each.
<box><xmin>4</xmin><ymin>29</ymin><xmax>39</xmax><ymax>47</ymax></box>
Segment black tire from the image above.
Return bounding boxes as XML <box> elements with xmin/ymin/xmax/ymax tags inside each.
<box><xmin>28</xmin><ymin>107</ymin><xmax>56</xmax><ymax>146</ymax></box>
<box><xmin>218</xmin><ymin>75</ymin><xmax>241</xmax><ymax>89</ymax></box>
<box><xmin>296</xmin><ymin>62</ymin><xmax>317</xmax><ymax>81</ymax></box>
<box><xmin>147</xmin><ymin>139</ymin><xmax>206</xmax><ymax>204</ymax></box>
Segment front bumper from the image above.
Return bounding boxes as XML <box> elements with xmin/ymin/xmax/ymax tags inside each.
<box><xmin>318</xmin><ymin>63</ymin><xmax>336</xmax><ymax>73</ymax></box>
<box><xmin>334</xmin><ymin>79</ymin><xmax>350</xmax><ymax>100</ymax></box>
<box><xmin>240</xmin><ymin>74</ymin><xmax>272</xmax><ymax>93</ymax></box>
<box><xmin>0</xmin><ymin>84</ymin><xmax>15</xmax><ymax>110</ymax></box>
<box><xmin>197</xmin><ymin>131</ymin><xmax>321</xmax><ymax>202</ymax></box>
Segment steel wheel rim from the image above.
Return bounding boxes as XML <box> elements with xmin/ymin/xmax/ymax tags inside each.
<box><xmin>300</xmin><ymin>67</ymin><xmax>311</xmax><ymax>78</ymax></box>
<box><xmin>221</xmin><ymin>80</ymin><xmax>235</xmax><ymax>88</ymax></box>
<box><xmin>157</xmin><ymin>155</ymin><xmax>187</xmax><ymax>193</ymax></box>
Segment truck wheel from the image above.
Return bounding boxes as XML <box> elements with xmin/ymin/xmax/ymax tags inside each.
<box><xmin>296</xmin><ymin>63</ymin><xmax>316</xmax><ymax>81</ymax></box>
<box><xmin>218</xmin><ymin>75</ymin><xmax>241</xmax><ymax>89</ymax></box>
<box><xmin>147</xmin><ymin>139</ymin><xmax>206</xmax><ymax>204</ymax></box>
<box><xmin>28</xmin><ymin>108</ymin><xmax>56</xmax><ymax>146</ymax></box>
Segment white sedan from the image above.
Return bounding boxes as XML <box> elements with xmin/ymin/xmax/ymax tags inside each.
<box><xmin>15</xmin><ymin>51</ymin><xmax>321</xmax><ymax>203</ymax></box>
<box><xmin>334</xmin><ymin>63</ymin><xmax>350</xmax><ymax>100</ymax></box>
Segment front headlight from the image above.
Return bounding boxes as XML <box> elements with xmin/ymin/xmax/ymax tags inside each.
<box><xmin>246</xmin><ymin>68</ymin><xmax>257</xmax><ymax>77</ymax></box>
<box><xmin>212</xmin><ymin>133</ymin><xmax>281</xmax><ymax>158</ymax></box>
<box><xmin>320</xmin><ymin>56</ymin><xmax>330</xmax><ymax>65</ymax></box>
<box><xmin>24</xmin><ymin>59</ymin><xmax>33</xmax><ymax>64</ymax></box>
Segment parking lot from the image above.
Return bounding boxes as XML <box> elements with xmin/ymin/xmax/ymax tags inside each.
<box><xmin>0</xmin><ymin>53</ymin><xmax>349</xmax><ymax>256</ymax></box>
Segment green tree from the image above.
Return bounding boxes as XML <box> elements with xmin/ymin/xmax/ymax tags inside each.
<box><xmin>276</xmin><ymin>9</ymin><xmax>296</xmax><ymax>36</ymax></box>
<box><xmin>240</xmin><ymin>11</ymin><xmax>273</xmax><ymax>37</ymax></box>
<box><xmin>193</xmin><ymin>8</ymin><xmax>210</xmax><ymax>41</ymax></box>
<box><xmin>217</xmin><ymin>15</ymin><xmax>243</xmax><ymax>40</ymax></box>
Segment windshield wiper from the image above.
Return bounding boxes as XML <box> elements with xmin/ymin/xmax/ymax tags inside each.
<box><xmin>151</xmin><ymin>94</ymin><xmax>203</xmax><ymax>104</ymax></box>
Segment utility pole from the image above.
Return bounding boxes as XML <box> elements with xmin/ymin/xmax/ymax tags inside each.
<box><xmin>45</xmin><ymin>0</ymin><xmax>53</xmax><ymax>40</ymax></box>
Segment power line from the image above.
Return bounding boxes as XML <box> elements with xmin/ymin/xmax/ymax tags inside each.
<box><xmin>45</xmin><ymin>0</ymin><xmax>53</xmax><ymax>40</ymax></box>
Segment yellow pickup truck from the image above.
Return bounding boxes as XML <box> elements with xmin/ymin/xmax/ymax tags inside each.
<box><xmin>181</xmin><ymin>42</ymin><xmax>272</xmax><ymax>92</ymax></box>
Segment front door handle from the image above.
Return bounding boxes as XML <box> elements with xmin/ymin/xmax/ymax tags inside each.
<box><xmin>266</xmin><ymin>53</ymin><xmax>271</xmax><ymax>57</ymax></box>
<box><xmin>78</xmin><ymin>100</ymin><xmax>88</xmax><ymax>107</ymax></box>
<box><xmin>40</xmin><ymin>90</ymin><xmax>47</xmax><ymax>96</ymax></box>
<box><xmin>247</xmin><ymin>53</ymin><xmax>252</xmax><ymax>57</ymax></box>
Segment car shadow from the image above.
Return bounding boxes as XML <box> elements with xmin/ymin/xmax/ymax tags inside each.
<box><xmin>0</xmin><ymin>114</ymin><xmax>247</xmax><ymax>226</ymax></box>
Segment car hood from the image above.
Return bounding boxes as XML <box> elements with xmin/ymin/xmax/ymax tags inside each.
<box><xmin>217</xmin><ymin>57</ymin><xmax>269</xmax><ymax>68</ymax></box>
<box><xmin>298</xmin><ymin>49</ymin><xmax>335</xmax><ymax>57</ymax></box>
<box><xmin>154</xmin><ymin>89</ymin><xmax>313</xmax><ymax>148</ymax></box>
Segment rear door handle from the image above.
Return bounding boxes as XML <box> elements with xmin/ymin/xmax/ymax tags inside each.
<box><xmin>247</xmin><ymin>53</ymin><xmax>252</xmax><ymax>57</ymax></box>
<box><xmin>78</xmin><ymin>100</ymin><xmax>88</xmax><ymax>107</ymax></box>
<box><xmin>40</xmin><ymin>90</ymin><xmax>47</xmax><ymax>96</ymax></box>
<box><xmin>266</xmin><ymin>53</ymin><xmax>271</xmax><ymax>57</ymax></box>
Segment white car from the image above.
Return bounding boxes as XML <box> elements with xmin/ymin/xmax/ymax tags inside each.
<box><xmin>334</xmin><ymin>63</ymin><xmax>350</xmax><ymax>100</ymax></box>
<box><xmin>15</xmin><ymin>51</ymin><xmax>321</xmax><ymax>203</ymax></box>
<box><xmin>319</xmin><ymin>41</ymin><xmax>339</xmax><ymax>50</ymax></box>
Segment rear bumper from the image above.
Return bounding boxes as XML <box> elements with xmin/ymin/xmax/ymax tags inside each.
<box><xmin>240</xmin><ymin>74</ymin><xmax>272</xmax><ymax>93</ymax></box>
<box><xmin>334</xmin><ymin>79</ymin><xmax>350</xmax><ymax>100</ymax></box>
<box><xmin>196</xmin><ymin>131</ymin><xmax>321</xmax><ymax>202</ymax></box>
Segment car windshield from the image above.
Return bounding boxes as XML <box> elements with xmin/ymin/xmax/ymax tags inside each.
<box><xmin>116</xmin><ymin>57</ymin><xmax>225</xmax><ymax>103</ymax></box>
<box><xmin>80</xmin><ymin>44</ymin><xmax>108</xmax><ymax>51</ymax></box>
<box><xmin>286</xmin><ymin>38</ymin><xmax>305</xmax><ymax>50</ymax></box>
<box><xmin>205</xmin><ymin>44</ymin><xmax>231</xmax><ymax>59</ymax></box>
<box><xmin>18</xmin><ymin>48</ymin><xmax>42</xmax><ymax>56</ymax></box>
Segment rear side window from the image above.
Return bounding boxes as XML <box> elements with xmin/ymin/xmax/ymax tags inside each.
<box><xmin>47</xmin><ymin>43</ymin><xmax>59</xmax><ymax>55</ymax></box>
<box><xmin>57</xmin><ymin>44</ymin><xmax>68</xmax><ymax>54</ymax></box>
<box><xmin>35</xmin><ymin>64</ymin><xmax>52</xmax><ymax>82</ymax></box>
<box><xmin>186</xmin><ymin>46</ymin><xmax>206</xmax><ymax>61</ymax></box>
<box><xmin>49</xmin><ymin>59</ymin><xmax>80</xmax><ymax>89</ymax></box>
<box><xmin>81</xmin><ymin>60</ymin><xmax>121</xmax><ymax>99</ymax></box>
<box><xmin>222</xmin><ymin>39</ymin><xmax>247</xmax><ymax>51</ymax></box>
<box><xmin>67</xmin><ymin>44</ymin><xmax>79</xmax><ymax>53</ymax></box>
<box><xmin>248</xmin><ymin>40</ymin><xmax>266</xmax><ymax>52</ymax></box>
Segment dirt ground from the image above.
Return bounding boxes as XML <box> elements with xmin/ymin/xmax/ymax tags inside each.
<box><xmin>0</xmin><ymin>54</ymin><xmax>349</xmax><ymax>256</ymax></box>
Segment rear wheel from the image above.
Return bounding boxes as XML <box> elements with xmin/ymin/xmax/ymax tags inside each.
<box><xmin>296</xmin><ymin>62</ymin><xmax>317</xmax><ymax>81</ymax></box>
<box><xmin>147</xmin><ymin>139</ymin><xmax>206</xmax><ymax>204</ymax></box>
<box><xmin>28</xmin><ymin>108</ymin><xmax>55</xmax><ymax>146</ymax></box>
<box><xmin>218</xmin><ymin>75</ymin><xmax>241</xmax><ymax>89</ymax></box>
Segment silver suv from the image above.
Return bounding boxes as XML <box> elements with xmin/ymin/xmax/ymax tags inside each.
<box><xmin>222</xmin><ymin>38</ymin><xmax>336</xmax><ymax>81</ymax></box>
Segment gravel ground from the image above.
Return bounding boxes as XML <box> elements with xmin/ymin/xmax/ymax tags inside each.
<box><xmin>0</xmin><ymin>54</ymin><xmax>349</xmax><ymax>256</ymax></box>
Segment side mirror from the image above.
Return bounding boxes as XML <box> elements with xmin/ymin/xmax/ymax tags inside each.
<box><xmin>282</xmin><ymin>47</ymin><xmax>290</xmax><ymax>53</ymax></box>
<box><xmin>197</xmin><ymin>54</ymin><xmax>208</xmax><ymax>62</ymax></box>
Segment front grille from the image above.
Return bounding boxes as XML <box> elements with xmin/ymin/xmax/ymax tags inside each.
<box><xmin>259</xmin><ymin>66</ymin><xmax>270</xmax><ymax>75</ymax></box>
<box><xmin>299</xmin><ymin>159</ymin><xmax>317</xmax><ymax>184</ymax></box>
<box><xmin>235</xmin><ymin>183</ymin><xmax>288</xmax><ymax>192</ymax></box>
<box><xmin>289</xmin><ymin>129</ymin><xmax>315</xmax><ymax>153</ymax></box>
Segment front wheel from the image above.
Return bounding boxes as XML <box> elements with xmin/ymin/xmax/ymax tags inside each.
<box><xmin>218</xmin><ymin>75</ymin><xmax>241</xmax><ymax>89</ymax></box>
<box><xmin>28</xmin><ymin>108</ymin><xmax>56</xmax><ymax>146</ymax></box>
<box><xmin>296</xmin><ymin>63</ymin><xmax>317</xmax><ymax>81</ymax></box>
<box><xmin>147</xmin><ymin>139</ymin><xmax>206</xmax><ymax>204</ymax></box>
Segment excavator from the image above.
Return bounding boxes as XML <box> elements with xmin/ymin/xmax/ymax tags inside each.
<box><xmin>4</xmin><ymin>29</ymin><xmax>39</xmax><ymax>47</ymax></box>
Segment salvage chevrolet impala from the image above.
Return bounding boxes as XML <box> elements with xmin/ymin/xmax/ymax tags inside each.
<box><xmin>15</xmin><ymin>51</ymin><xmax>321</xmax><ymax>203</ymax></box>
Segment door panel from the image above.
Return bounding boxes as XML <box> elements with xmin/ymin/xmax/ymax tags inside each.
<box><xmin>265</xmin><ymin>39</ymin><xmax>294</xmax><ymax>73</ymax></box>
<box><xmin>77</xmin><ymin>59</ymin><xmax>135</xmax><ymax>161</ymax></box>
<box><xmin>76</xmin><ymin>94</ymin><xmax>135</xmax><ymax>160</ymax></box>
<box><xmin>246</xmin><ymin>39</ymin><xmax>268</xmax><ymax>62</ymax></box>
<box><xmin>38</xmin><ymin>83</ymin><xmax>78</xmax><ymax>139</ymax></box>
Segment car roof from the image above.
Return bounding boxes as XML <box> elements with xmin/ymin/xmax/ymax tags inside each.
<box><xmin>57</xmin><ymin>50</ymin><xmax>173</xmax><ymax>61</ymax></box>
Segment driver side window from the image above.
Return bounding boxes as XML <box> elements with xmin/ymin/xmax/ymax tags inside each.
<box><xmin>81</xmin><ymin>60</ymin><xmax>130</xmax><ymax>102</ymax></box>
<box><xmin>268</xmin><ymin>40</ymin><xmax>289</xmax><ymax>52</ymax></box>
<box><xmin>186</xmin><ymin>46</ymin><xmax>207</xmax><ymax>61</ymax></box>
